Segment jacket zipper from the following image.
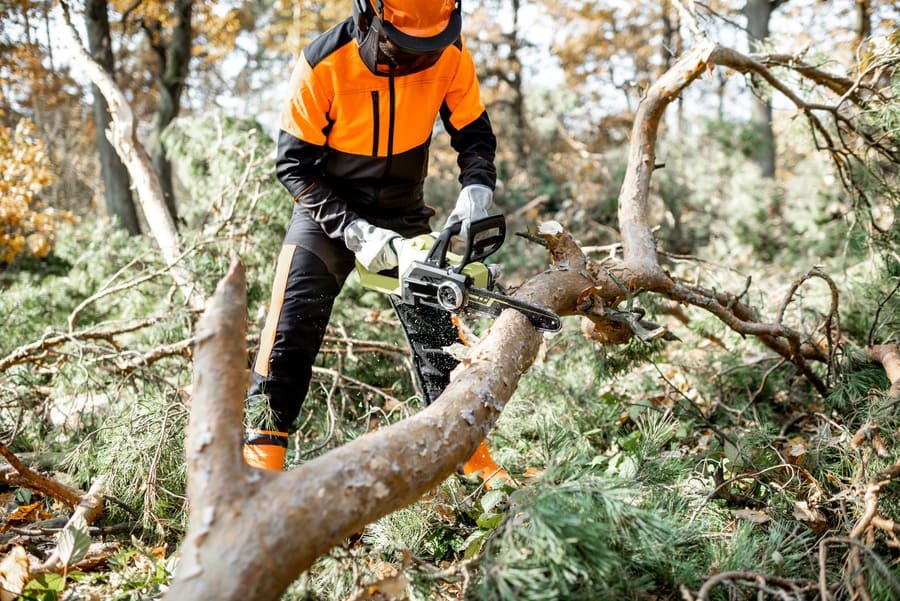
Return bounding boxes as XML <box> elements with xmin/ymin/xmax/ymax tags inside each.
<box><xmin>371</xmin><ymin>75</ymin><xmax>396</xmax><ymax>205</ymax></box>
<box><xmin>386</xmin><ymin>73</ymin><xmax>395</xmax><ymax>169</ymax></box>
<box><xmin>370</xmin><ymin>90</ymin><xmax>380</xmax><ymax>157</ymax></box>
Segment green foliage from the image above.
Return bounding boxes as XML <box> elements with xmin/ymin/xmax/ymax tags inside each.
<box><xmin>707</xmin><ymin>519</ymin><xmax>813</xmax><ymax>579</ymax></box>
<box><xmin>65</xmin><ymin>392</ymin><xmax>189</xmax><ymax>532</ymax></box>
<box><xmin>829</xmin><ymin>345</ymin><xmax>892</xmax><ymax>411</ymax></box>
<box><xmin>1</xmin><ymin>113</ymin><xmax>288</xmax><ymax>539</ymax></box>
<box><xmin>470</xmin><ymin>467</ymin><xmax>698</xmax><ymax>600</ymax></box>
<box><xmin>162</xmin><ymin>111</ymin><xmax>289</xmax><ymax>310</ymax></box>
<box><xmin>3</xmin><ymin>50</ymin><xmax>898</xmax><ymax>601</ymax></box>
<box><xmin>20</xmin><ymin>573</ymin><xmax>65</xmax><ymax>601</ymax></box>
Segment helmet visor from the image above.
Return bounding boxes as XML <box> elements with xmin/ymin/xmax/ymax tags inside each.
<box><xmin>359</xmin><ymin>32</ymin><xmax>443</xmax><ymax>76</ymax></box>
<box><xmin>377</xmin><ymin>36</ymin><xmax>444</xmax><ymax>74</ymax></box>
<box><xmin>378</xmin><ymin>8</ymin><xmax>461</xmax><ymax>54</ymax></box>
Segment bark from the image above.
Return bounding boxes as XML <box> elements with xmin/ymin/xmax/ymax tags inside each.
<box><xmin>149</xmin><ymin>0</ymin><xmax>193</xmax><ymax>222</ymax></box>
<box><xmin>56</xmin><ymin>0</ymin><xmax>203</xmax><ymax>311</ymax></box>
<box><xmin>84</xmin><ymin>0</ymin><xmax>140</xmax><ymax>236</ymax></box>
<box><xmin>616</xmin><ymin>41</ymin><xmax>715</xmax><ymax>286</ymax></box>
<box><xmin>867</xmin><ymin>344</ymin><xmax>900</xmax><ymax>399</ymax></box>
<box><xmin>743</xmin><ymin>0</ymin><xmax>779</xmax><ymax>179</ymax></box>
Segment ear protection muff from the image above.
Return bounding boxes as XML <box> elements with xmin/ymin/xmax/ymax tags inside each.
<box><xmin>353</xmin><ymin>0</ymin><xmax>375</xmax><ymax>34</ymax></box>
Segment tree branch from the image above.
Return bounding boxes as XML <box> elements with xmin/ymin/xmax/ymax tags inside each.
<box><xmin>0</xmin><ymin>444</ymin><xmax>102</xmax><ymax>522</ymax></box>
<box><xmin>55</xmin><ymin>0</ymin><xmax>203</xmax><ymax>311</ymax></box>
<box><xmin>166</xmin><ymin>238</ymin><xmax>594</xmax><ymax>600</ymax></box>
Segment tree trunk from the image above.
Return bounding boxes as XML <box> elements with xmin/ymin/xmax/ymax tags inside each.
<box><xmin>508</xmin><ymin>0</ymin><xmax>528</xmax><ymax>162</ymax></box>
<box><xmin>85</xmin><ymin>0</ymin><xmax>140</xmax><ymax>235</ymax></box>
<box><xmin>744</xmin><ymin>0</ymin><xmax>777</xmax><ymax>179</ymax></box>
<box><xmin>855</xmin><ymin>0</ymin><xmax>871</xmax><ymax>48</ymax></box>
<box><xmin>56</xmin><ymin>0</ymin><xmax>203</xmax><ymax>311</ymax></box>
<box><xmin>150</xmin><ymin>0</ymin><xmax>193</xmax><ymax>223</ymax></box>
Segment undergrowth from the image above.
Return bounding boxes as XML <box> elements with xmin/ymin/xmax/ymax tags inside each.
<box><xmin>1</xmin><ymin>112</ymin><xmax>898</xmax><ymax>600</ymax></box>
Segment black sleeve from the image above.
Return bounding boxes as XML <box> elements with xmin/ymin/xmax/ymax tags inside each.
<box><xmin>276</xmin><ymin>129</ymin><xmax>360</xmax><ymax>239</ymax></box>
<box><xmin>439</xmin><ymin>107</ymin><xmax>497</xmax><ymax>189</ymax></box>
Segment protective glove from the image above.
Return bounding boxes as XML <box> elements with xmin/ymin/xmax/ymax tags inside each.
<box><xmin>343</xmin><ymin>219</ymin><xmax>400</xmax><ymax>272</ymax></box>
<box><xmin>443</xmin><ymin>184</ymin><xmax>493</xmax><ymax>230</ymax></box>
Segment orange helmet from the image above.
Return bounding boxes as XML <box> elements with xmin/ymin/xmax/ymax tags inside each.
<box><xmin>354</xmin><ymin>0</ymin><xmax>461</xmax><ymax>55</ymax></box>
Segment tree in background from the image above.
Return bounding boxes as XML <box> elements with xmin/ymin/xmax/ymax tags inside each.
<box><xmin>113</xmin><ymin>0</ymin><xmax>196</xmax><ymax>222</ymax></box>
<box><xmin>0</xmin><ymin>0</ymin><xmax>88</xmax><ymax>246</ymax></box>
<box><xmin>743</xmin><ymin>0</ymin><xmax>786</xmax><ymax>179</ymax></box>
<box><xmin>85</xmin><ymin>0</ymin><xmax>140</xmax><ymax>235</ymax></box>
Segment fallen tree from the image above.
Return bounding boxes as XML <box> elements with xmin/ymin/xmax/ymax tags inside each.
<box><xmin>167</xmin><ymin>36</ymin><xmax>897</xmax><ymax>598</ymax></box>
<box><xmin>45</xmin><ymin>1</ymin><xmax>896</xmax><ymax>595</ymax></box>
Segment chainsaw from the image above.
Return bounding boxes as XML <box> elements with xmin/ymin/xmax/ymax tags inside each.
<box><xmin>356</xmin><ymin>215</ymin><xmax>562</xmax><ymax>332</ymax></box>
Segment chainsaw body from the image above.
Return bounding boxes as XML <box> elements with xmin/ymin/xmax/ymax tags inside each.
<box><xmin>356</xmin><ymin>215</ymin><xmax>561</xmax><ymax>332</ymax></box>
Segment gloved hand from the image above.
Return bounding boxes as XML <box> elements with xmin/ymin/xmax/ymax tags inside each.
<box><xmin>443</xmin><ymin>184</ymin><xmax>493</xmax><ymax>230</ymax></box>
<box><xmin>343</xmin><ymin>219</ymin><xmax>400</xmax><ymax>272</ymax></box>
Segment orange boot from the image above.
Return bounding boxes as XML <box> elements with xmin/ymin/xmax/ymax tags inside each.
<box><xmin>462</xmin><ymin>440</ymin><xmax>514</xmax><ymax>490</ymax></box>
<box><xmin>243</xmin><ymin>430</ymin><xmax>288</xmax><ymax>471</ymax></box>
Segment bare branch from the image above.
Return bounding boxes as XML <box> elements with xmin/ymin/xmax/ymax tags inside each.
<box><xmin>55</xmin><ymin>0</ymin><xmax>203</xmax><ymax>311</ymax></box>
<box><xmin>0</xmin><ymin>444</ymin><xmax>99</xmax><ymax>517</ymax></box>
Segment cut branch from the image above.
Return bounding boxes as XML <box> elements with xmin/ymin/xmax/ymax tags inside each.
<box><xmin>0</xmin><ymin>444</ymin><xmax>103</xmax><ymax>523</ymax></box>
<box><xmin>867</xmin><ymin>344</ymin><xmax>900</xmax><ymax>399</ymax></box>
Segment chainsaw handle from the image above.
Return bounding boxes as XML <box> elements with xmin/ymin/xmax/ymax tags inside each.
<box><xmin>427</xmin><ymin>215</ymin><xmax>506</xmax><ymax>271</ymax></box>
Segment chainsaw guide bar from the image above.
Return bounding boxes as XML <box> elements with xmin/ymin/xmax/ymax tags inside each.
<box><xmin>357</xmin><ymin>215</ymin><xmax>562</xmax><ymax>333</ymax></box>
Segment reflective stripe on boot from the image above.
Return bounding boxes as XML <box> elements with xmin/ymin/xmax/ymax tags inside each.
<box><xmin>463</xmin><ymin>440</ymin><xmax>514</xmax><ymax>490</ymax></box>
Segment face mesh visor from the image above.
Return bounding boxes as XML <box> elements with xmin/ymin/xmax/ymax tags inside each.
<box><xmin>359</xmin><ymin>26</ymin><xmax>445</xmax><ymax>76</ymax></box>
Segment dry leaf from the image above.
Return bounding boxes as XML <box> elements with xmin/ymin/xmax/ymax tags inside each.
<box><xmin>784</xmin><ymin>436</ymin><xmax>807</xmax><ymax>465</ymax></box>
<box><xmin>2</xmin><ymin>501</ymin><xmax>52</xmax><ymax>532</ymax></box>
<box><xmin>732</xmin><ymin>508</ymin><xmax>771</xmax><ymax>524</ymax></box>
<box><xmin>522</xmin><ymin>467</ymin><xmax>544</xmax><ymax>479</ymax></box>
<box><xmin>793</xmin><ymin>501</ymin><xmax>828</xmax><ymax>534</ymax></box>
<box><xmin>0</xmin><ymin>545</ymin><xmax>30</xmax><ymax>601</ymax></box>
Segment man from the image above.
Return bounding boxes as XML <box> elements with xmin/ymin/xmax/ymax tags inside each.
<box><xmin>243</xmin><ymin>0</ymin><xmax>511</xmax><ymax>489</ymax></box>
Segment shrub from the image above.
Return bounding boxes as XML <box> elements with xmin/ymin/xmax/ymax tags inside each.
<box><xmin>0</xmin><ymin>119</ymin><xmax>74</xmax><ymax>264</ymax></box>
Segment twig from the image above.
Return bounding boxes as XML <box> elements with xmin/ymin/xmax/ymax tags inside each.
<box><xmin>0</xmin><ymin>316</ymin><xmax>165</xmax><ymax>373</ymax></box>
<box><xmin>1</xmin><ymin>443</ymin><xmax>86</xmax><ymax>509</ymax></box>
<box><xmin>688</xmin><ymin>463</ymin><xmax>799</xmax><ymax>524</ymax></box>
<box><xmin>37</xmin><ymin>476</ymin><xmax>106</xmax><ymax>573</ymax></box>
<box><xmin>113</xmin><ymin>337</ymin><xmax>196</xmax><ymax>374</ymax></box>
<box><xmin>310</xmin><ymin>366</ymin><xmax>401</xmax><ymax>405</ymax></box>
<box><xmin>297</xmin><ymin>366</ymin><xmax>341</xmax><ymax>459</ymax></box>
<box><xmin>819</xmin><ymin>535</ymin><xmax>900</xmax><ymax>601</ymax></box>
<box><xmin>695</xmin><ymin>569</ymin><xmax>814</xmax><ymax>600</ymax></box>
<box><xmin>868</xmin><ymin>279</ymin><xmax>900</xmax><ymax>347</ymax></box>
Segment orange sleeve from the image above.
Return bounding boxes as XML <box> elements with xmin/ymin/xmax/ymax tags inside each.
<box><xmin>279</xmin><ymin>56</ymin><xmax>332</xmax><ymax>145</ymax></box>
<box><xmin>443</xmin><ymin>41</ymin><xmax>487</xmax><ymax>131</ymax></box>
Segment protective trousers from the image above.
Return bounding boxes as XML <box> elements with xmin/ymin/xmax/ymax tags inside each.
<box><xmin>245</xmin><ymin>205</ymin><xmax>462</xmax><ymax>448</ymax></box>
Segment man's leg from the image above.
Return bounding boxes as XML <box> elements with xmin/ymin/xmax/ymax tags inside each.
<box><xmin>244</xmin><ymin>209</ymin><xmax>355</xmax><ymax>470</ymax></box>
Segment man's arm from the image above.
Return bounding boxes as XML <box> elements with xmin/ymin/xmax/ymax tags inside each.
<box><xmin>439</xmin><ymin>41</ymin><xmax>497</xmax><ymax>190</ymax></box>
<box><xmin>440</xmin><ymin>108</ymin><xmax>497</xmax><ymax>189</ymax></box>
<box><xmin>277</xmin><ymin>53</ymin><xmax>361</xmax><ymax>240</ymax></box>
<box><xmin>276</xmin><ymin>131</ymin><xmax>360</xmax><ymax>240</ymax></box>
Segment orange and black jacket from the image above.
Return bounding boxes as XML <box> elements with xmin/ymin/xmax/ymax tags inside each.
<box><xmin>276</xmin><ymin>17</ymin><xmax>497</xmax><ymax>239</ymax></box>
